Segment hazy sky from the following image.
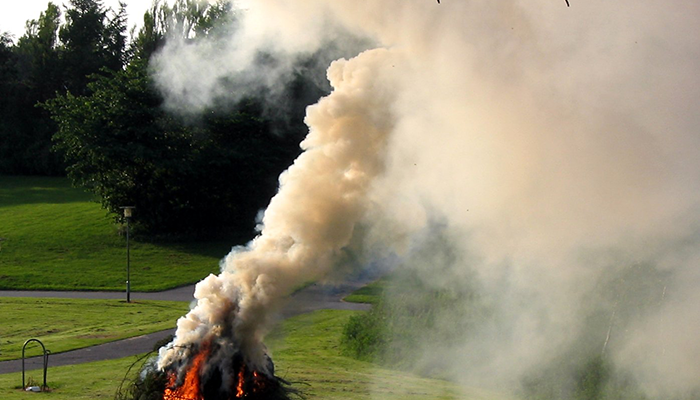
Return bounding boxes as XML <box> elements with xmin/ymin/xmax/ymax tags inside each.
<box><xmin>0</xmin><ymin>0</ymin><xmax>154</xmax><ymax>39</ymax></box>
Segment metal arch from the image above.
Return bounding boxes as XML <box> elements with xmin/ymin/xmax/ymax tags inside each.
<box><xmin>22</xmin><ymin>338</ymin><xmax>51</xmax><ymax>390</ymax></box>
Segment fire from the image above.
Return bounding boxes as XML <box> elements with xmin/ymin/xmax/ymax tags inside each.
<box><xmin>236</xmin><ymin>367</ymin><xmax>245</xmax><ymax>398</ymax></box>
<box><xmin>159</xmin><ymin>340</ymin><xmax>282</xmax><ymax>400</ymax></box>
<box><xmin>163</xmin><ymin>343</ymin><xmax>211</xmax><ymax>400</ymax></box>
<box><xmin>252</xmin><ymin>371</ymin><xmax>266</xmax><ymax>394</ymax></box>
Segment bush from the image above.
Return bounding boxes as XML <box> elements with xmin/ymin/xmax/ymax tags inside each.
<box><xmin>341</xmin><ymin>304</ymin><xmax>386</xmax><ymax>361</ymax></box>
<box><xmin>340</xmin><ymin>268</ymin><xmax>481</xmax><ymax>373</ymax></box>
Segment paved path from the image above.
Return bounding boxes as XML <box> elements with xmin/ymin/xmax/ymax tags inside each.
<box><xmin>0</xmin><ymin>279</ymin><xmax>372</xmax><ymax>375</ymax></box>
<box><xmin>0</xmin><ymin>284</ymin><xmax>196</xmax><ymax>301</ymax></box>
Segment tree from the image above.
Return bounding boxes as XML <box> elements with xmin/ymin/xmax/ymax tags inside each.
<box><xmin>46</xmin><ymin>55</ymin><xmax>301</xmax><ymax>237</ymax></box>
<box><xmin>0</xmin><ymin>3</ymin><xmax>65</xmax><ymax>175</ymax></box>
<box><xmin>0</xmin><ymin>0</ymin><xmax>130</xmax><ymax>175</ymax></box>
<box><xmin>129</xmin><ymin>0</ymin><xmax>235</xmax><ymax>61</ymax></box>
<box><xmin>0</xmin><ymin>33</ymin><xmax>14</xmax><ymax>89</ymax></box>
<box><xmin>0</xmin><ymin>33</ymin><xmax>18</xmax><ymax>173</ymax></box>
<box><xmin>45</xmin><ymin>0</ymin><xmax>328</xmax><ymax>238</ymax></box>
<box><xmin>59</xmin><ymin>0</ymin><xmax>127</xmax><ymax>95</ymax></box>
<box><xmin>129</xmin><ymin>3</ymin><xmax>164</xmax><ymax>61</ymax></box>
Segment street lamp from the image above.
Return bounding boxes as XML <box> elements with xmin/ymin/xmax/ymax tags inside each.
<box><xmin>120</xmin><ymin>206</ymin><xmax>135</xmax><ymax>303</ymax></box>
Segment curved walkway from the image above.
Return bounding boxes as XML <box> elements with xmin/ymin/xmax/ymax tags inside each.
<box><xmin>0</xmin><ymin>279</ymin><xmax>372</xmax><ymax>374</ymax></box>
<box><xmin>0</xmin><ymin>284</ymin><xmax>196</xmax><ymax>301</ymax></box>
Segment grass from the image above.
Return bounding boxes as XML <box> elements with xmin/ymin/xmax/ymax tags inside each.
<box><xmin>0</xmin><ymin>177</ymin><xmax>507</xmax><ymax>399</ymax></box>
<box><xmin>265</xmin><ymin>310</ymin><xmax>503</xmax><ymax>400</ymax></box>
<box><xmin>342</xmin><ymin>277</ymin><xmax>388</xmax><ymax>305</ymax></box>
<box><xmin>0</xmin><ymin>298</ymin><xmax>189</xmax><ymax>361</ymax></box>
<box><xmin>0</xmin><ymin>176</ymin><xmax>235</xmax><ymax>291</ymax></box>
<box><xmin>0</xmin><ymin>309</ymin><xmax>510</xmax><ymax>400</ymax></box>
<box><xmin>0</xmin><ymin>354</ymin><xmax>144</xmax><ymax>399</ymax></box>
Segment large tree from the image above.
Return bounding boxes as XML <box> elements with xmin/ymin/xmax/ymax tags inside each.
<box><xmin>129</xmin><ymin>0</ymin><xmax>235</xmax><ymax>61</ymax></box>
<box><xmin>0</xmin><ymin>0</ymin><xmax>128</xmax><ymax>175</ymax></box>
<box><xmin>46</xmin><ymin>0</ymin><xmax>327</xmax><ymax>238</ymax></box>
<box><xmin>59</xmin><ymin>0</ymin><xmax>127</xmax><ymax>95</ymax></box>
<box><xmin>0</xmin><ymin>33</ymin><xmax>18</xmax><ymax>174</ymax></box>
<box><xmin>46</xmin><ymin>57</ymin><xmax>300</xmax><ymax>237</ymax></box>
<box><xmin>0</xmin><ymin>4</ymin><xmax>64</xmax><ymax>174</ymax></box>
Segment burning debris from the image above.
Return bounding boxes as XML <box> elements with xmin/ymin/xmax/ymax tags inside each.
<box><xmin>160</xmin><ymin>340</ymin><xmax>298</xmax><ymax>400</ymax></box>
<box><xmin>118</xmin><ymin>338</ymin><xmax>302</xmax><ymax>400</ymax></box>
<box><xmin>126</xmin><ymin>0</ymin><xmax>700</xmax><ymax>398</ymax></box>
<box><xmin>141</xmin><ymin>49</ymin><xmax>398</xmax><ymax>400</ymax></box>
<box><xmin>112</xmin><ymin>48</ymin><xmax>399</xmax><ymax>400</ymax></box>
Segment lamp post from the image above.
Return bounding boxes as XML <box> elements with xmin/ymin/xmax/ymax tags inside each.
<box><xmin>120</xmin><ymin>206</ymin><xmax>135</xmax><ymax>303</ymax></box>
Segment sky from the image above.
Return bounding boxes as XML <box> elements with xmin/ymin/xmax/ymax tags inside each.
<box><xmin>0</xmin><ymin>0</ymin><xmax>154</xmax><ymax>39</ymax></box>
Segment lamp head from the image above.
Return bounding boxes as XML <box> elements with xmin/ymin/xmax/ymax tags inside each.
<box><xmin>120</xmin><ymin>206</ymin><xmax>135</xmax><ymax>218</ymax></box>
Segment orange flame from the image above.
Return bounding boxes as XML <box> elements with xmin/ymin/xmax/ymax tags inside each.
<box><xmin>235</xmin><ymin>367</ymin><xmax>245</xmax><ymax>398</ymax></box>
<box><xmin>163</xmin><ymin>343</ymin><xmax>211</xmax><ymax>400</ymax></box>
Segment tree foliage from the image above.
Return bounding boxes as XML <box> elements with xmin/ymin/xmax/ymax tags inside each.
<box><xmin>3</xmin><ymin>0</ymin><xmax>329</xmax><ymax>238</ymax></box>
<box><xmin>59</xmin><ymin>0</ymin><xmax>128</xmax><ymax>95</ymax></box>
<box><xmin>46</xmin><ymin>56</ymin><xmax>305</xmax><ymax>237</ymax></box>
<box><xmin>0</xmin><ymin>0</ymin><xmax>127</xmax><ymax>175</ymax></box>
<box><xmin>0</xmin><ymin>3</ymin><xmax>64</xmax><ymax>174</ymax></box>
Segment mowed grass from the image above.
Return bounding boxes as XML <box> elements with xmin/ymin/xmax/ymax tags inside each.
<box><xmin>266</xmin><ymin>310</ymin><xmax>505</xmax><ymax>400</ymax></box>
<box><xmin>342</xmin><ymin>277</ymin><xmax>388</xmax><ymax>305</ymax></box>
<box><xmin>0</xmin><ymin>176</ymin><xmax>234</xmax><ymax>291</ymax></box>
<box><xmin>0</xmin><ymin>354</ymin><xmax>144</xmax><ymax>399</ymax></box>
<box><xmin>0</xmin><ymin>297</ymin><xmax>189</xmax><ymax>361</ymax></box>
<box><xmin>0</xmin><ymin>310</ymin><xmax>510</xmax><ymax>400</ymax></box>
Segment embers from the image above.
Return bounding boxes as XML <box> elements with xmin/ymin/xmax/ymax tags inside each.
<box><xmin>162</xmin><ymin>342</ymin><xmax>291</xmax><ymax>400</ymax></box>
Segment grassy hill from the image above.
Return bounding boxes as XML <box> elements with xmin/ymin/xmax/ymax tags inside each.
<box><xmin>0</xmin><ymin>176</ymin><xmax>235</xmax><ymax>291</ymax></box>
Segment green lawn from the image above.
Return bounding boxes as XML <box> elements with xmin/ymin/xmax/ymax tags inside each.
<box><xmin>342</xmin><ymin>277</ymin><xmax>388</xmax><ymax>305</ymax></box>
<box><xmin>266</xmin><ymin>310</ymin><xmax>501</xmax><ymax>400</ymax></box>
<box><xmin>0</xmin><ymin>298</ymin><xmax>189</xmax><ymax>361</ymax></box>
<box><xmin>0</xmin><ymin>177</ymin><xmax>509</xmax><ymax>399</ymax></box>
<box><xmin>0</xmin><ymin>310</ymin><xmax>511</xmax><ymax>400</ymax></box>
<box><xmin>0</xmin><ymin>176</ymin><xmax>234</xmax><ymax>291</ymax></box>
<box><xmin>0</xmin><ymin>354</ymin><xmax>143</xmax><ymax>399</ymax></box>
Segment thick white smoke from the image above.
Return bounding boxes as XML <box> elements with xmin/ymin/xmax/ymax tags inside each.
<box><xmin>155</xmin><ymin>0</ymin><xmax>700</xmax><ymax>398</ymax></box>
<box><xmin>158</xmin><ymin>47</ymin><xmax>402</xmax><ymax>370</ymax></box>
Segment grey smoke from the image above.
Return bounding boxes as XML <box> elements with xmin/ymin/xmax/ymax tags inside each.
<box><xmin>153</xmin><ymin>0</ymin><xmax>700</xmax><ymax>398</ymax></box>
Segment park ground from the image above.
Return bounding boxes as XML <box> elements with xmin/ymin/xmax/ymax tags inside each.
<box><xmin>0</xmin><ymin>176</ymin><xmax>509</xmax><ymax>399</ymax></box>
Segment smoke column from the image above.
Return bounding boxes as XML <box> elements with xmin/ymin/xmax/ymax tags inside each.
<box><xmin>155</xmin><ymin>0</ymin><xmax>700</xmax><ymax>398</ymax></box>
<box><xmin>157</xmin><ymin>48</ymin><xmax>402</xmax><ymax>370</ymax></box>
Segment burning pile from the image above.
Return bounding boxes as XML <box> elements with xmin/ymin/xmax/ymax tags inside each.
<box><xmin>125</xmin><ymin>49</ymin><xmax>398</xmax><ymax>400</ymax></box>
<box><xmin>160</xmin><ymin>340</ymin><xmax>296</xmax><ymax>400</ymax></box>
<box><xmin>117</xmin><ymin>335</ymin><xmax>301</xmax><ymax>400</ymax></box>
<box><xmin>130</xmin><ymin>1</ymin><xmax>700</xmax><ymax>398</ymax></box>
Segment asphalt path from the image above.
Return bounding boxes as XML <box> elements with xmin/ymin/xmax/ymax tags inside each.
<box><xmin>0</xmin><ymin>279</ymin><xmax>372</xmax><ymax>375</ymax></box>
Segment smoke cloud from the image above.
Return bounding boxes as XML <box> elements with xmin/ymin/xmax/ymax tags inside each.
<box><xmin>155</xmin><ymin>0</ymin><xmax>700</xmax><ymax>398</ymax></box>
<box><xmin>157</xmin><ymin>47</ymin><xmax>401</xmax><ymax>371</ymax></box>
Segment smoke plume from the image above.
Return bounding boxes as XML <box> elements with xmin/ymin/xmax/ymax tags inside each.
<box><xmin>155</xmin><ymin>0</ymin><xmax>700</xmax><ymax>398</ymax></box>
<box><xmin>157</xmin><ymin>47</ymin><xmax>401</xmax><ymax>370</ymax></box>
